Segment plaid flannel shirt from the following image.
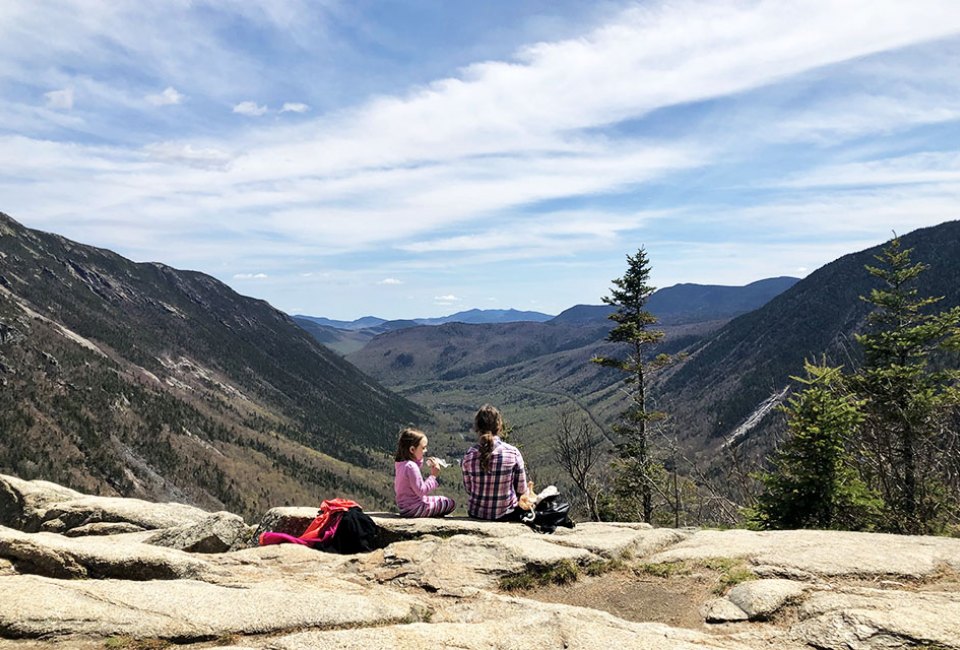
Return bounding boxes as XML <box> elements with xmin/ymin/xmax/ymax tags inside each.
<box><xmin>461</xmin><ymin>437</ymin><xmax>527</xmax><ymax>520</ymax></box>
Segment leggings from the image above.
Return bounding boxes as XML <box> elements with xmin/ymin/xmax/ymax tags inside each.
<box><xmin>402</xmin><ymin>495</ymin><xmax>456</xmax><ymax>518</ymax></box>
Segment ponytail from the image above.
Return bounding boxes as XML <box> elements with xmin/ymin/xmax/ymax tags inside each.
<box><xmin>474</xmin><ymin>404</ymin><xmax>503</xmax><ymax>472</ymax></box>
<box><xmin>479</xmin><ymin>432</ymin><xmax>495</xmax><ymax>473</ymax></box>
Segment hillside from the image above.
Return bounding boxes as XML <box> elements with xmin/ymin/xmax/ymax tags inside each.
<box><xmin>345</xmin><ymin>227</ymin><xmax>960</xmax><ymax>498</ymax></box>
<box><xmin>292</xmin><ymin>317</ymin><xmax>374</xmax><ymax>356</ymax></box>
<box><xmin>551</xmin><ymin>277</ymin><xmax>799</xmax><ymax>326</ymax></box>
<box><xmin>293</xmin><ymin>308</ymin><xmax>555</xmax><ymax>356</ymax></box>
<box><xmin>344</xmin><ymin>278</ymin><xmax>801</xmax><ymax>486</ymax></box>
<box><xmin>656</xmin><ymin>220</ymin><xmax>960</xmax><ymax>463</ymax></box>
<box><xmin>299</xmin><ymin>280</ymin><xmax>793</xmax><ymax>360</ymax></box>
<box><xmin>0</xmin><ymin>212</ymin><xmax>426</xmax><ymax>518</ymax></box>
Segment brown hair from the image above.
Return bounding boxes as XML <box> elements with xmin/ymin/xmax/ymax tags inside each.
<box><xmin>474</xmin><ymin>404</ymin><xmax>503</xmax><ymax>472</ymax></box>
<box><xmin>395</xmin><ymin>427</ymin><xmax>426</xmax><ymax>462</ymax></box>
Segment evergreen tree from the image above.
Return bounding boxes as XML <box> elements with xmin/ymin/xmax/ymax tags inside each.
<box><xmin>852</xmin><ymin>238</ymin><xmax>960</xmax><ymax>534</ymax></box>
<box><xmin>757</xmin><ymin>237</ymin><xmax>960</xmax><ymax>534</ymax></box>
<box><xmin>749</xmin><ymin>362</ymin><xmax>880</xmax><ymax>530</ymax></box>
<box><xmin>593</xmin><ymin>247</ymin><xmax>669</xmax><ymax>523</ymax></box>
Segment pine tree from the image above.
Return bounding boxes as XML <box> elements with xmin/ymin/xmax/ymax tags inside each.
<box><xmin>593</xmin><ymin>247</ymin><xmax>669</xmax><ymax>523</ymax></box>
<box><xmin>749</xmin><ymin>362</ymin><xmax>880</xmax><ymax>530</ymax></box>
<box><xmin>851</xmin><ymin>237</ymin><xmax>960</xmax><ymax>534</ymax></box>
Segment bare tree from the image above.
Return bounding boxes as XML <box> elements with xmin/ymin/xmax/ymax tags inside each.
<box><xmin>553</xmin><ymin>410</ymin><xmax>603</xmax><ymax>521</ymax></box>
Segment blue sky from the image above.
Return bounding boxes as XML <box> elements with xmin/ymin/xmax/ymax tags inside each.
<box><xmin>2</xmin><ymin>1</ymin><xmax>959</xmax><ymax>319</ymax></box>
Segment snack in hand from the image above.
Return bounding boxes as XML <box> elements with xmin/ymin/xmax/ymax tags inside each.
<box><xmin>427</xmin><ymin>457</ymin><xmax>450</xmax><ymax>468</ymax></box>
<box><xmin>517</xmin><ymin>481</ymin><xmax>537</xmax><ymax>510</ymax></box>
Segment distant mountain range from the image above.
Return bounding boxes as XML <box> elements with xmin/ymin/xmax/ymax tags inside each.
<box><xmin>295</xmin><ymin>278</ymin><xmax>800</xmax><ymax>356</ymax></box>
<box><xmin>343</xmin><ymin>276</ymin><xmax>802</xmax><ymax>481</ymax></box>
<box><xmin>551</xmin><ymin>277</ymin><xmax>799</xmax><ymax>326</ymax></box>
<box><xmin>0</xmin><ymin>212</ymin><xmax>425</xmax><ymax>518</ymax></box>
<box><xmin>6</xmin><ymin>206</ymin><xmax>957</xmax><ymax>521</ymax></box>
<box><xmin>296</xmin><ymin>308</ymin><xmax>554</xmax><ymax>331</ymax></box>
<box><xmin>344</xmin><ymin>223</ymin><xmax>960</xmax><ymax>487</ymax></box>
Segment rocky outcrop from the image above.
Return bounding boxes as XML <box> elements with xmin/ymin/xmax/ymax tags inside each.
<box><xmin>145</xmin><ymin>511</ymin><xmax>253</xmax><ymax>553</ymax></box>
<box><xmin>0</xmin><ymin>526</ymin><xmax>212</xmax><ymax>580</ymax></box>
<box><xmin>1</xmin><ymin>473</ymin><xmax>960</xmax><ymax>650</ymax></box>
<box><xmin>0</xmin><ymin>474</ymin><xmax>211</xmax><ymax>534</ymax></box>
<box><xmin>648</xmin><ymin>528</ymin><xmax>960</xmax><ymax>578</ymax></box>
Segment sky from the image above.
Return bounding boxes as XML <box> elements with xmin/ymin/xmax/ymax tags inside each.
<box><xmin>2</xmin><ymin>1</ymin><xmax>959</xmax><ymax>320</ymax></box>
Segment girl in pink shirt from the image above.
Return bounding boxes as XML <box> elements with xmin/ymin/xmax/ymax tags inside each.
<box><xmin>394</xmin><ymin>428</ymin><xmax>455</xmax><ymax>517</ymax></box>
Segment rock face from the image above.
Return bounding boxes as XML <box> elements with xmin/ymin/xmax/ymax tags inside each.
<box><xmin>145</xmin><ymin>511</ymin><xmax>254</xmax><ymax>553</ymax></box>
<box><xmin>1</xmin><ymin>472</ymin><xmax>960</xmax><ymax>650</ymax></box>
<box><xmin>0</xmin><ymin>474</ymin><xmax>211</xmax><ymax>534</ymax></box>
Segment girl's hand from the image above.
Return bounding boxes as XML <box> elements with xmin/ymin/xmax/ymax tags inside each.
<box><xmin>427</xmin><ymin>457</ymin><xmax>441</xmax><ymax>477</ymax></box>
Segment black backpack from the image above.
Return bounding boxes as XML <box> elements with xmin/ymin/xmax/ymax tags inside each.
<box><xmin>322</xmin><ymin>507</ymin><xmax>381</xmax><ymax>554</ymax></box>
<box><xmin>526</xmin><ymin>494</ymin><xmax>576</xmax><ymax>534</ymax></box>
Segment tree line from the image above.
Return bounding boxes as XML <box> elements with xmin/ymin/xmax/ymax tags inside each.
<box><xmin>555</xmin><ymin>238</ymin><xmax>960</xmax><ymax>535</ymax></box>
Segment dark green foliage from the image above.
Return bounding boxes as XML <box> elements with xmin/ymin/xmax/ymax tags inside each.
<box><xmin>661</xmin><ymin>221</ymin><xmax>960</xmax><ymax>449</ymax></box>
<box><xmin>749</xmin><ymin>362</ymin><xmax>880</xmax><ymax>530</ymax></box>
<box><xmin>752</xmin><ymin>236</ymin><xmax>960</xmax><ymax>534</ymax></box>
<box><xmin>0</xmin><ymin>212</ymin><xmax>424</xmax><ymax>516</ymax></box>
<box><xmin>592</xmin><ymin>247</ymin><xmax>670</xmax><ymax>523</ymax></box>
<box><xmin>852</xmin><ymin>238</ymin><xmax>960</xmax><ymax>534</ymax></box>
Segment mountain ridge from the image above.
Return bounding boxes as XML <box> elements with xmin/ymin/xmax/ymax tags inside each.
<box><xmin>300</xmin><ymin>278</ymin><xmax>799</xmax><ymax>356</ymax></box>
<box><xmin>344</xmin><ymin>223</ymin><xmax>960</xmax><ymax>491</ymax></box>
<box><xmin>655</xmin><ymin>220</ymin><xmax>960</xmax><ymax>465</ymax></box>
<box><xmin>0</xmin><ymin>211</ymin><xmax>426</xmax><ymax>518</ymax></box>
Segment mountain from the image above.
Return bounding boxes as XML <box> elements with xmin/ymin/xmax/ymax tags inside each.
<box><xmin>296</xmin><ymin>308</ymin><xmax>552</xmax><ymax>332</ymax></box>
<box><xmin>646</xmin><ymin>277</ymin><xmax>800</xmax><ymax>324</ymax></box>
<box><xmin>345</xmin><ymin>226</ymin><xmax>960</xmax><ymax>490</ymax></box>
<box><xmin>0</xmin><ymin>212</ymin><xmax>426</xmax><ymax>518</ymax></box>
<box><xmin>290</xmin><ymin>317</ymin><xmax>424</xmax><ymax>356</ymax></box>
<box><xmin>290</xmin><ymin>318</ymin><xmax>375</xmax><ymax>356</ymax></box>
<box><xmin>654</xmin><ymin>221</ymin><xmax>960</xmax><ymax>462</ymax></box>
<box><xmin>344</xmin><ymin>277</ymin><xmax>803</xmax><ymax>480</ymax></box>
<box><xmin>293</xmin><ymin>315</ymin><xmax>387</xmax><ymax>331</ymax></box>
<box><xmin>294</xmin><ymin>309</ymin><xmax>554</xmax><ymax>356</ymax></box>
<box><xmin>549</xmin><ymin>304</ymin><xmax>616</xmax><ymax>324</ymax></box>
<box><xmin>416</xmin><ymin>308</ymin><xmax>553</xmax><ymax>326</ymax></box>
<box><xmin>550</xmin><ymin>277</ymin><xmax>799</xmax><ymax>326</ymax></box>
<box><xmin>346</xmin><ymin>277</ymin><xmax>802</xmax><ymax>405</ymax></box>
<box><xmin>302</xmin><ymin>282</ymin><xmax>795</xmax><ymax>358</ymax></box>
<box><xmin>347</xmin><ymin>320</ymin><xmax>616</xmax><ymax>387</ymax></box>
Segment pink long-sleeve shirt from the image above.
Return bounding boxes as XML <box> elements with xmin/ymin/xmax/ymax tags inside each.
<box><xmin>394</xmin><ymin>459</ymin><xmax>438</xmax><ymax>515</ymax></box>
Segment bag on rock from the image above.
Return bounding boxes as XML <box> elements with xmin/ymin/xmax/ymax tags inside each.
<box><xmin>526</xmin><ymin>494</ymin><xmax>575</xmax><ymax>534</ymax></box>
<box><xmin>322</xmin><ymin>506</ymin><xmax>381</xmax><ymax>554</ymax></box>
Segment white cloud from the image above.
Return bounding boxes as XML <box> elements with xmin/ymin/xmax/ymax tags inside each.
<box><xmin>233</xmin><ymin>272</ymin><xmax>268</xmax><ymax>279</ymax></box>
<box><xmin>434</xmin><ymin>294</ymin><xmax>461</xmax><ymax>303</ymax></box>
<box><xmin>44</xmin><ymin>87</ymin><xmax>74</xmax><ymax>110</ymax></box>
<box><xmin>777</xmin><ymin>151</ymin><xmax>960</xmax><ymax>189</ymax></box>
<box><xmin>146</xmin><ymin>86</ymin><xmax>185</xmax><ymax>106</ymax></box>
<box><xmin>233</xmin><ymin>101</ymin><xmax>268</xmax><ymax>116</ymax></box>
<box><xmin>144</xmin><ymin>142</ymin><xmax>233</xmax><ymax>169</ymax></box>
<box><xmin>400</xmin><ymin>210</ymin><xmax>663</xmax><ymax>255</ymax></box>
<box><xmin>280</xmin><ymin>102</ymin><xmax>309</xmax><ymax>113</ymax></box>
<box><xmin>378</xmin><ymin>278</ymin><xmax>402</xmax><ymax>285</ymax></box>
<box><xmin>723</xmin><ymin>181</ymin><xmax>960</xmax><ymax>238</ymax></box>
<box><xmin>3</xmin><ymin>0</ymin><xmax>960</xmax><ymax>305</ymax></box>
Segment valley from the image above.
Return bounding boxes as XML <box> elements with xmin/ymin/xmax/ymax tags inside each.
<box><xmin>3</xmin><ymin>209</ymin><xmax>959</xmax><ymax>526</ymax></box>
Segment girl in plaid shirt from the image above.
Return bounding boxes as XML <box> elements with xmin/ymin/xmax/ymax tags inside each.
<box><xmin>461</xmin><ymin>404</ymin><xmax>528</xmax><ymax>520</ymax></box>
<box><xmin>394</xmin><ymin>428</ymin><xmax>455</xmax><ymax>517</ymax></box>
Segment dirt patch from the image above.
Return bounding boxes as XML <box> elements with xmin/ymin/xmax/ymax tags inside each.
<box><xmin>520</xmin><ymin>568</ymin><xmax>715</xmax><ymax>629</ymax></box>
<box><xmin>519</xmin><ymin>561</ymin><xmax>960</xmax><ymax>632</ymax></box>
